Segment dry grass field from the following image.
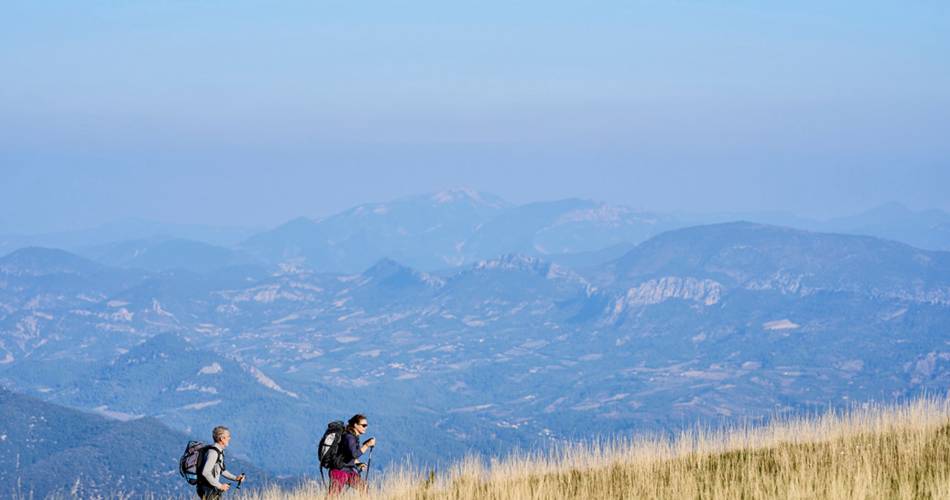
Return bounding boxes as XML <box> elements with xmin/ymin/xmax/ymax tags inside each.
<box><xmin>241</xmin><ymin>397</ymin><xmax>950</xmax><ymax>500</ymax></box>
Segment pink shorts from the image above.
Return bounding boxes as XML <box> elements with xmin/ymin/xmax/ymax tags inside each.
<box><xmin>329</xmin><ymin>468</ymin><xmax>366</xmax><ymax>494</ymax></box>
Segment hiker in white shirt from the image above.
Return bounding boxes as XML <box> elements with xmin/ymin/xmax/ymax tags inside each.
<box><xmin>196</xmin><ymin>426</ymin><xmax>246</xmax><ymax>499</ymax></box>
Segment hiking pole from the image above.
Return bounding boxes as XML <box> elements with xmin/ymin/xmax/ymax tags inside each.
<box><xmin>364</xmin><ymin>446</ymin><xmax>375</xmax><ymax>482</ymax></box>
<box><xmin>237</xmin><ymin>473</ymin><xmax>245</xmax><ymax>490</ymax></box>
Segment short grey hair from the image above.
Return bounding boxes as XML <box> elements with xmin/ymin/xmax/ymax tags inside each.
<box><xmin>212</xmin><ymin>426</ymin><xmax>230</xmax><ymax>443</ymax></box>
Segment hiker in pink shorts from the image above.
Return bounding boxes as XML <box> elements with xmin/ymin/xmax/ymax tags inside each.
<box><xmin>329</xmin><ymin>414</ymin><xmax>376</xmax><ymax>494</ymax></box>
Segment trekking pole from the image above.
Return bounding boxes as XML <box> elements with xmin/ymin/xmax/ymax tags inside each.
<box><xmin>364</xmin><ymin>446</ymin><xmax>375</xmax><ymax>482</ymax></box>
<box><xmin>237</xmin><ymin>473</ymin><xmax>245</xmax><ymax>490</ymax></box>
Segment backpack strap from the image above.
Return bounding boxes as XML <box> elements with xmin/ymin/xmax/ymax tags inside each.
<box><xmin>207</xmin><ymin>446</ymin><xmax>224</xmax><ymax>466</ymax></box>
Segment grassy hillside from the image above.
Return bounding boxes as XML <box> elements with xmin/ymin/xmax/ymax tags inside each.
<box><xmin>238</xmin><ymin>397</ymin><xmax>949</xmax><ymax>500</ymax></box>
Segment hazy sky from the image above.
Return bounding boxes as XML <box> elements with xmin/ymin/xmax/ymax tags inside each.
<box><xmin>2</xmin><ymin>1</ymin><xmax>948</xmax><ymax>233</ymax></box>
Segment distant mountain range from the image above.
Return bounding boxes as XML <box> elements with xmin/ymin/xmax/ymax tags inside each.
<box><xmin>2</xmin><ymin>219</ymin><xmax>948</xmax><ymax>493</ymax></box>
<box><xmin>3</xmin><ymin>190</ymin><xmax>948</xmax><ymax>275</ymax></box>
<box><xmin>79</xmin><ymin>238</ymin><xmax>259</xmax><ymax>274</ymax></box>
<box><xmin>0</xmin><ymin>389</ymin><xmax>268</xmax><ymax>499</ymax></box>
<box><xmin>687</xmin><ymin>201</ymin><xmax>950</xmax><ymax>254</ymax></box>
<box><xmin>0</xmin><ymin>218</ymin><xmax>259</xmax><ymax>259</ymax></box>
<box><xmin>236</xmin><ymin>191</ymin><xmax>676</xmax><ymax>272</ymax></box>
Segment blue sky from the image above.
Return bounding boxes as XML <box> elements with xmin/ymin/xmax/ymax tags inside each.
<box><xmin>1</xmin><ymin>1</ymin><xmax>948</xmax><ymax>232</ymax></box>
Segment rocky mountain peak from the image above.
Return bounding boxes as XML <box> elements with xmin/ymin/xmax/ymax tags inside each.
<box><xmin>430</xmin><ymin>188</ymin><xmax>510</xmax><ymax>209</ymax></box>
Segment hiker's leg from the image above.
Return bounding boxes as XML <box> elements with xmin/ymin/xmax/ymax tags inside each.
<box><xmin>328</xmin><ymin>469</ymin><xmax>348</xmax><ymax>495</ymax></box>
<box><xmin>347</xmin><ymin>472</ymin><xmax>367</xmax><ymax>492</ymax></box>
<box><xmin>196</xmin><ymin>485</ymin><xmax>212</xmax><ymax>500</ymax></box>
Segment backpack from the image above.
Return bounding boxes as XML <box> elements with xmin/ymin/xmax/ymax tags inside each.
<box><xmin>179</xmin><ymin>441</ymin><xmax>223</xmax><ymax>485</ymax></box>
<box><xmin>317</xmin><ymin>421</ymin><xmax>346</xmax><ymax>470</ymax></box>
<box><xmin>179</xmin><ymin>440</ymin><xmax>208</xmax><ymax>485</ymax></box>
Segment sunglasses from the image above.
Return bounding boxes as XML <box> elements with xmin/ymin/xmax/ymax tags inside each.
<box><xmin>358</xmin><ymin>422</ymin><xmax>369</xmax><ymax>428</ymax></box>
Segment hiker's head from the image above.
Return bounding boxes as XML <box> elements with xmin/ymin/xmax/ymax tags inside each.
<box><xmin>212</xmin><ymin>425</ymin><xmax>232</xmax><ymax>447</ymax></box>
<box><xmin>347</xmin><ymin>414</ymin><xmax>368</xmax><ymax>435</ymax></box>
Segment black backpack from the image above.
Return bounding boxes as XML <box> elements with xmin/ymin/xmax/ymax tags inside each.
<box><xmin>317</xmin><ymin>421</ymin><xmax>346</xmax><ymax>470</ymax></box>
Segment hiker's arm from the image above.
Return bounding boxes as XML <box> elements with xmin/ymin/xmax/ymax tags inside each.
<box><xmin>201</xmin><ymin>449</ymin><xmax>226</xmax><ymax>490</ymax></box>
<box><xmin>221</xmin><ymin>469</ymin><xmax>238</xmax><ymax>481</ymax></box>
<box><xmin>360</xmin><ymin>437</ymin><xmax>376</xmax><ymax>453</ymax></box>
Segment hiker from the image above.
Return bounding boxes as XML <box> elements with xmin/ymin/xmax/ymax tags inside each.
<box><xmin>328</xmin><ymin>414</ymin><xmax>376</xmax><ymax>494</ymax></box>
<box><xmin>196</xmin><ymin>426</ymin><xmax>246</xmax><ymax>500</ymax></box>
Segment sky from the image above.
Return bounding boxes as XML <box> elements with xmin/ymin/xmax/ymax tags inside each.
<box><xmin>1</xmin><ymin>0</ymin><xmax>948</xmax><ymax>233</ymax></box>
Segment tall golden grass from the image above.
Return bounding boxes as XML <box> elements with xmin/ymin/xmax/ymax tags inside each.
<box><xmin>242</xmin><ymin>397</ymin><xmax>950</xmax><ymax>500</ymax></box>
